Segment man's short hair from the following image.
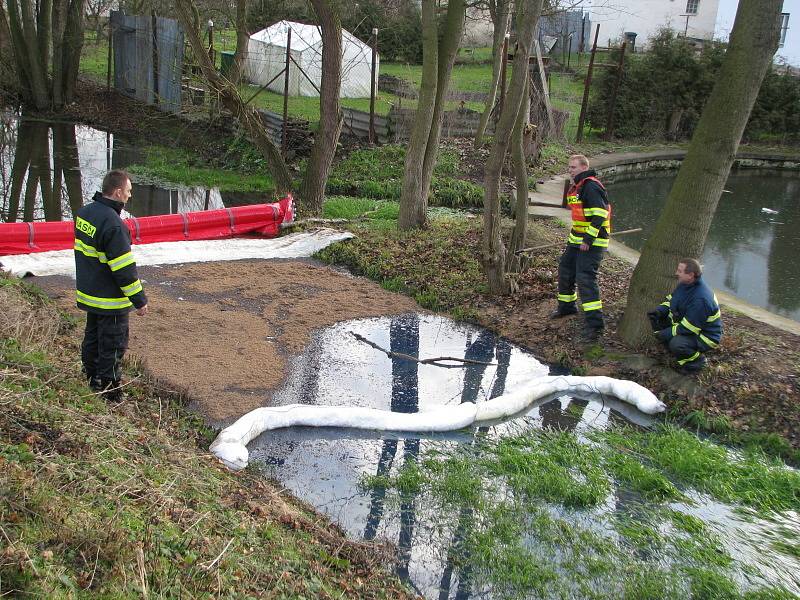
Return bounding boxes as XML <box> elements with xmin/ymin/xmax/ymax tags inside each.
<box><xmin>102</xmin><ymin>170</ymin><xmax>130</xmax><ymax>196</ymax></box>
<box><xmin>680</xmin><ymin>258</ymin><xmax>702</xmax><ymax>278</ymax></box>
<box><xmin>569</xmin><ymin>154</ymin><xmax>590</xmax><ymax>167</ymax></box>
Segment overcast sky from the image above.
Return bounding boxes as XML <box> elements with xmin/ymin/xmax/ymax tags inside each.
<box><xmin>715</xmin><ymin>0</ymin><xmax>798</xmax><ymax>66</ymax></box>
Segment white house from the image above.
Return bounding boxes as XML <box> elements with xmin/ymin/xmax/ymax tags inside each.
<box><xmin>244</xmin><ymin>20</ymin><xmax>377</xmax><ymax>98</ymax></box>
<box><xmin>587</xmin><ymin>0</ymin><xmax>721</xmax><ymax>47</ymax></box>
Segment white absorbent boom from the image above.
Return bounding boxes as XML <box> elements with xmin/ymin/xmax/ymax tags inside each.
<box><xmin>210</xmin><ymin>375</ymin><xmax>665</xmax><ymax>471</ymax></box>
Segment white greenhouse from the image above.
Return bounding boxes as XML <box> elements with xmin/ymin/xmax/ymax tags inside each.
<box><xmin>244</xmin><ymin>20</ymin><xmax>378</xmax><ymax>98</ymax></box>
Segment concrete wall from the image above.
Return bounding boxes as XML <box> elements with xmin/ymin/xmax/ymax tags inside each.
<box><xmin>589</xmin><ymin>0</ymin><xmax>721</xmax><ymax>48</ymax></box>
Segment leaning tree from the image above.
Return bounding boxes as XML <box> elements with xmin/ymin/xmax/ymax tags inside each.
<box><xmin>617</xmin><ymin>0</ymin><xmax>783</xmax><ymax>346</ymax></box>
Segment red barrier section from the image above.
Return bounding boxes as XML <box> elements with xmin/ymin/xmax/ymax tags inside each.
<box><xmin>0</xmin><ymin>195</ymin><xmax>294</xmax><ymax>256</ymax></box>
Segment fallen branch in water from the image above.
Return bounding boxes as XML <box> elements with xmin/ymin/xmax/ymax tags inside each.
<box><xmin>349</xmin><ymin>331</ymin><xmax>496</xmax><ymax>368</ymax></box>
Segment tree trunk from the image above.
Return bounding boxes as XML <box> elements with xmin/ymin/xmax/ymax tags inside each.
<box><xmin>7</xmin><ymin>0</ymin><xmax>50</xmax><ymax>108</ymax></box>
<box><xmin>51</xmin><ymin>0</ymin><xmax>66</xmax><ymax>108</ymax></box>
<box><xmin>299</xmin><ymin>0</ymin><xmax>343</xmax><ymax>216</ymax></box>
<box><xmin>174</xmin><ymin>0</ymin><xmax>293</xmax><ymax>194</ymax></box>
<box><xmin>418</xmin><ymin>0</ymin><xmax>466</xmax><ymax>202</ymax></box>
<box><xmin>507</xmin><ymin>77</ymin><xmax>531</xmax><ymax>273</ymax></box>
<box><xmin>398</xmin><ymin>0</ymin><xmax>438</xmax><ymax>230</ymax></box>
<box><xmin>474</xmin><ymin>0</ymin><xmax>509</xmax><ymax>149</ymax></box>
<box><xmin>227</xmin><ymin>0</ymin><xmax>248</xmax><ymax>86</ymax></box>
<box><xmin>61</xmin><ymin>0</ymin><xmax>87</xmax><ymax>105</ymax></box>
<box><xmin>618</xmin><ymin>0</ymin><xmax>782</xmax><ymax>347</ymax></box>
<box><xmin>482</xmin><ymin>0</ymin><xmax>543</xmax><ymax>295</ymax></box>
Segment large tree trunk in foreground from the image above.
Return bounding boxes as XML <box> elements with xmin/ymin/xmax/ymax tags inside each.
<box><xmin>299</xmin><ymin>0</ymin><xmax>343</xmax><ymax>216</ymax></box>
<box><xmin>482</xmin><ymin>0</ymin><xmax>543</xmax><ymax>294</ymax></box>
<box><xmin>398</xmin><ymin>0</ymin><xmax>466</xmax><ymax>230</ymax></box>
<box><xmin>474</xmin><ymin>0</ymin><xmax>510</xmax><ymax>149</ymax></box>
<box><xmin>174</xmin><ymin>0</ymin><xmax>293</xmax><ymax>194</ymax></box>
<box><xmin>618</xmin><ymin>0</ymin><xmax>782</xmax><ymax>347</ymax></box>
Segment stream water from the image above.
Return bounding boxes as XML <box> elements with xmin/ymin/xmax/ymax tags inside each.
<box><xmin>250</xmin><ymin>313</ymin><xmax>800</xmax><ymax>599</ymax></box>
<box><xmin>0</xmin><ymin>116</ymin><xmax>266</xmax><ymax>223</ymax></box>
<box><xmin>607</xmin><ymin>170</ymin><xmax>800</xmax><ymax>322</ymax></box>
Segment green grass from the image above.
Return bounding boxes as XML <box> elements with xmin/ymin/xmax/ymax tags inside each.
<box><xmin>322</xmin><ymin>196</ymin><xmax>399</xmax><ymax>220</ymax></box>
<box><xmin>126</xmin><ymin>145</ymin><xmax>274</xmax><ymax>192</ymax></box>
<box><xmin>598</xmin><ymin>426</ymin><xmax>800</xmax><ymax>513</ymax></box>
<box><xmin>381</xmin><ymin>62</ymin><xmax>503</xmax><ymax>95</ymax></box>
<box><xmin>326</xmin><ymin>144</ymin><xmax>484</xmax><ymax>208</ymax></box>
<box><xmin>79</xmin><ymin>31</ymin><xmax>110</xmax><ymax>83</ymax></box>
<box><xmin>0</xmin><ymin>273</ymin><xmax>411</xmax><ymax>599</ymax></box>
<box><xmin>353</xmin><ymin>426</ymin><xmax>799</xmax><ymax>599</ymax></box>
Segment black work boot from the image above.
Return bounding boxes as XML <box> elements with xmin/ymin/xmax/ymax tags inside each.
<box><xmin>580</xmin><ymin>325</ymin><xmax>604</xmax><ymax>343</ymax></box>
<box><xmin>99</xmin><ymin>379</ymin><xmax>125</xmax><ymax>402</ymax></box>
<box><xmin>550</xmin><ymin>305</ymin><xmax>578</xmax><ymax>319</ymax></box>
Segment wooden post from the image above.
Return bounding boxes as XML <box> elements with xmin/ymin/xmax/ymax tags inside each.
<box><xmin>575</xmin><ymin>23</ymin><xmax>599</xmax><ymax>143</ymax></box>
<box><xmin>369</xmin><ymin>28</ymin><xmax>378</xmax><ymax>144</ymax></box>
<box><xmin>499</xmin><ymin>33</ymin><xmax>509</xmax><ymax>114</ymax></box>
<box><xmin>282</xmin><ymin>27</ymin><xmax>292</xmax><ymax>158</ymax></box>
<box><xmin>604</xmin><ymin>41</ymin><xmax>627</xmax><ymax>140</ymax></box>
<box><xmin>534</xmin><ymin>40</ymin><xmax>555</xmax><ymax>134</ymax></box>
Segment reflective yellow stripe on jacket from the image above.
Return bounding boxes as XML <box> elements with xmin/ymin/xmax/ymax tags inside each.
<box><xmin>76</xmin><ymin>291</ymin><xmax>133</xmax><ymax>310</ymax></box>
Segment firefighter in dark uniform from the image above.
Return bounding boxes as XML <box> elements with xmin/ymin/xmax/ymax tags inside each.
<box><xmin>551</xmin><ymin>154</ymin><xmax>611</xmax><ymax>341</ymax></box>
<box><xmin>648</xmin><ymin>258</ymin><xmax>723</xmax><ymax>374</ymax></box>
<box><xmin>74</xmin><ymin>170</ymin><xmax>148</xmax><ymax>400</ymax></box>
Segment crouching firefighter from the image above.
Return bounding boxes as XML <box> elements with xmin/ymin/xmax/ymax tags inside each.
<box><xmin>551</xmin><ymin>154</ymin><xmax>611</xmax><ymax>342</ymax></box>
<box><xmin>74</xmin><ymin>170</ymin><xmax>148</xmax><ymax>400</ymax></box>
<box><xmin>647</xmin><ymin>258</ymin><xmax>722</xmax><ymax>374</ymax></box>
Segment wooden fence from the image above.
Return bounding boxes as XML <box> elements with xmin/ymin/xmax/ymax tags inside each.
<box><xmin>111</xmin><ymin>11</ymin><xmax>184</xmax><ymax>113</ymax></box>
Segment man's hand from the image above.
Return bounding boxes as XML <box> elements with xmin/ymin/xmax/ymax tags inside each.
<box><xmin>136</xmin><ymin>304</ymin><xmax>148</xmax><ymax>316</ymax></box>
<box><xmin>579</xmin><ymin>242</ymin><xmax>590</xmax><ymax>251</ymax></box>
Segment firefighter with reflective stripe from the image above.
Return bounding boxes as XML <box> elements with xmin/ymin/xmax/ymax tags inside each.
<box><xmin>74</xmin><ymin>170</ymin><xmax>148</xmax><ymax>400</ymax></box>
<box><xmin>551</xmin><ymin>154</ymin><xmax>611</xmax><ymax>342</ymax></box>
<box><xmin>647</xmin><ymin>258</ymin><xmax>722</xmax><ymax>374</ymax></box>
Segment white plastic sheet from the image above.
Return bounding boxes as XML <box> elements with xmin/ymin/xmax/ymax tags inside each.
<box><xmin>0</xmin><ymin>229</ymin><xmax>354</xmax><ymax>278</ymax></box>
<box><xmin>210</xmin><ymin>376</ymin><xmax>665</xmax><ymax>470</ymax></box>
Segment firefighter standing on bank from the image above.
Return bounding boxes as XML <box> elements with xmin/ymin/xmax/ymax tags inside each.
<box><xmin>74</xmin><ymin>170</ymin><xmax>148</xmax><ymax>400</ymax></box>
<box><xmin>551</xmin><ymin>154</ymin><xmax>611</xmax><ymax>342</ymax></box>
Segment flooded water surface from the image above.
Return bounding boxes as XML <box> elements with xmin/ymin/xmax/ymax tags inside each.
<box><xmin>0</xmin><ymin>117</ymin><xmax>268</xmax><ymax>224</ymax></box>
<box><xmin>250</xmin><ymin>314</ymin><xmax>800</xmax><ymax>599</ymax></box>
<box><xmin>608</xmin><ymin>170</ymin><xmax>800</xmax><ymax>322</ymax></box>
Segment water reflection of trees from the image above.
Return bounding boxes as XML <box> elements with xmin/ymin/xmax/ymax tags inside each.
<box><xmin>0</xmin><ymin>120</ymin><xmax>84</xmax><ymax>222</ymax></box>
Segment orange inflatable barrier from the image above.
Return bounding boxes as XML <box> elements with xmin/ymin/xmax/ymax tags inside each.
<box><xmin>0</xmin><ymin>195</ymin><xmax>294</xmax><ymax>256</ymax></box>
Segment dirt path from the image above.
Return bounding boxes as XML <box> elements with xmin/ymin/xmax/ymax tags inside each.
<box><xmin>37</xmin><ymin>259</ymin><xmax>419</xmax><ymax>423</ymax></box>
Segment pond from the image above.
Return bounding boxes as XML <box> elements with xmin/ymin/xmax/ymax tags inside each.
<box><xmin>250</xmin><ymin>313</ymin><xmax>800</xmax><ymax>599</ymax></box>
<box><xmin>607</xmin><ymin>170</ymin><xmax>800</xmax><ymax>322</ymax></box>
<box><xmin>0</xmin><ymin>116</ymin><xmax>267</xmax><ymax>223</ymax></box>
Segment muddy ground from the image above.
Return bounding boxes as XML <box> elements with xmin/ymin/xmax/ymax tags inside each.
<box><xmin>36</xmin><ymin>259</ymin><xmax>420</xmax><ymax>423</ymax></box>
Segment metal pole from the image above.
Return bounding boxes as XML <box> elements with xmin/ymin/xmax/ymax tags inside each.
<box><xmin>604</xmin><ymin>41</ymin><xmax>627</xmax><ymax>140</ymax></box>
<box><xmin>151</xmin><ymin>11</ymin><xmax>159</xmax><ymax>103</ymax></box>
<box><xmin>575</xmin><ymin>24</ymin><xmax>599</xmax><ymax>143</ymax></box>
<box><xmin>106</xmin><ymin>20</ymin><xmax>113</xmax><ymax>91</ymax></box>
<box><xmin>282</xmin><ymin>27</ymin><xmax>291</xmax><ymax>158</ymax></box>
<box><xmin>369</xmin><ymin>28</ymin><xmax>378</xmax><ymax>144</ymax></box>
<box><xmin>499</xmin><ymin>33</ymin><xmax>510</xmax><ymax>114</ymax></box>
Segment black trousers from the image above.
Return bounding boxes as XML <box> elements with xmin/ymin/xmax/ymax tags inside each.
<box><xmin>650</xmin><ymin>314</ymin><xmax>709</xmax><ymax>369</ymax></box>
<box><xmin>557</xmin><ymin>245</ymin><xmax>605</xmax><ymax>329</ymax></box>
<box><xmin>81</xmin><ymin>312</ymin><xmax>130</xmax><ymax>384</ymax></box>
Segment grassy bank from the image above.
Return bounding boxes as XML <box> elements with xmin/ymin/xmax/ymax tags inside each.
<box><xmin>0</xmin><ymin>274</ymin><xmax>412</xmax><ymax>598</ymax></box>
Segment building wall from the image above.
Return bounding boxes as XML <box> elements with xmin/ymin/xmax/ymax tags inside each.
<box><xmin>589</xmin><ymin>0</ymin><xmax>721</xmax><ymax>48</ymax></box>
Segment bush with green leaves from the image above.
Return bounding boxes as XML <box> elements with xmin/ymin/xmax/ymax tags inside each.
<box><xmin>588</xmin><ymin>28</ymin><xmax>798</xmax><ymax>143</ymax></box>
